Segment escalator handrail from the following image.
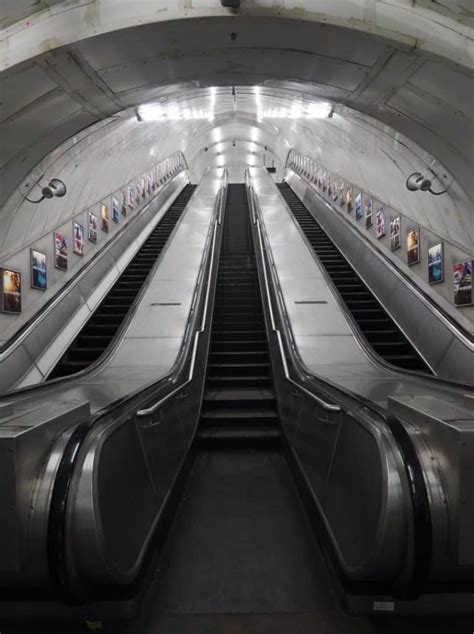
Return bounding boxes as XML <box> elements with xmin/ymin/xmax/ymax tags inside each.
<box><xmin>137</xmin><ymin>170</ymin><xmax>228</xmax><ymax>418</ymax></box>
<box><xmin>47</xmin><ymin>171</ymin><xmax>227</xmax><ymax>599</ymax></box>
<box><xmin>286</xmin><ymin>160</ymin><xmax>473</xmax><ymax>349</ymax></box>
<box><xmin>253</xmin><ymin>197</ymin><xmax>341</xmax><ymax>413</ymax></box>
<box><xmin>0</xmin><ymin>164</ymin><xmax>188</xmax><ymax>362</ymax></box>
<box><xmin>246</xmin><ymin>170</ymin><xmax>433</xmax><ymax>598</ymax></box>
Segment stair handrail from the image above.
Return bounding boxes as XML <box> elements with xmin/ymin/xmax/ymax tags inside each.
<box><xmin>137</xmin><ymin>170</ymin><xmax>228</xmax><ymax>418</ymax></box>
<box><xmin>245</xmin><ymin>169</ymin><xmax>340</xmax><ymax>413</ymax></box>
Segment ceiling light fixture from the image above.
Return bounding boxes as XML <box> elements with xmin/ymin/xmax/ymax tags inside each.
<box><xmin>138</xmin><ymin>103</ymin><xmax>209</xmax><ymax>121</ymax></box>
<box><xmin>262</xmin><ymin>101</ymin><xmax>332</xmax><ymax>120</ymax></box>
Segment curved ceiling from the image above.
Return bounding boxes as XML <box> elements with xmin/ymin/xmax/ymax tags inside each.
<box><xmin>0</xmin><ymin>2</ymin><xmax>472</xmax><ymax>254</ymax></box>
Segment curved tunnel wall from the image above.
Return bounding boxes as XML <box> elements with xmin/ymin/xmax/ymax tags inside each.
<box><xmin>0</xmin><ymin>4</ymin><xmax>472</xmax><ymax>345</ymax></box>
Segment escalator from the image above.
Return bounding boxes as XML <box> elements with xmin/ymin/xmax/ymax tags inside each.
<box><xmin>278</xmin><ymin>183</ymin><xmax>430</xmax><ymax>373</ymax></box>
<box><xmin>48</xmin><ymin>184</ymin><xmax>196</xmax><ymax>379</ymax></box>
<box><xmin>142</xmin><ymin>184</ymin><xmax>336</xmax><ymax>620</ymax></box>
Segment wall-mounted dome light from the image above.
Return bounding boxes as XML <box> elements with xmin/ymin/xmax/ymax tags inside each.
<box><xmin>406</xmin><ymin>172</ymin><xmax>447</xmax><ymax>196</ymax></box>
<box><xmin>23</xmin><ymin>178</ymin><xmax>67</xmax><ymax>204</ymax></box>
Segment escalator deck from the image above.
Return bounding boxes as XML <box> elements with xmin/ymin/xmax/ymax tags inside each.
<box><xmin>47</xmin><ymin>184</ymin><xmax>196</xmax><ymax>380</ymax></box>
<box><xmin>278</xmin><ymin>183</ymin><xmax>430</xmax><ymax>373</ymax></box>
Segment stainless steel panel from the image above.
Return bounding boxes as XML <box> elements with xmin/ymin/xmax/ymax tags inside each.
<box><xmin>389</xmin><ymin>395</ymin><xmax>474</xmax><ymax>579</ymax></box>
<box><xmin>0</xmin><ymin>401</ymin><xmax>90</xmax><ymax>582</ymax></box>
<box><xmin>295</xmin><ymin>335</ymin><xmax>367</xmax><ymax>366</ymax></box>
<box><xmin>323</xmin><ymin>414</ymin><xmax>407</xmax><ymax>578</ymax></box>
<box><xmin>109</xmin><ymin>337</ymin><xmax>183</xmax><ymax>369</ymax></box>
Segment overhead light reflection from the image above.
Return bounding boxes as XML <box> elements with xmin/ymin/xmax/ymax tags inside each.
<box><xmin>139</xmin><ymin>103</ymin><xmax>210</xmax><ymax>121</ymax></box>
<box><xmin>261</xmin><ymin>101</ymin><xmax>332</xmax><ymax>119</ymax></box>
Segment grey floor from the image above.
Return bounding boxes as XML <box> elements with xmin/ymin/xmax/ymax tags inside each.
<box><xmin>1</xmin><ymin>450</ymin><xmax>473</xmax><ymax>634</ymax></box>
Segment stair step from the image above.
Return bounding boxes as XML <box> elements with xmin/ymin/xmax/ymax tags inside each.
<box><xmin>197</xmin><ymin>427</ymin><xmax>281</xmax><ymax>448</ymax></box>
<box><xmin>207</xmin><ymin>375</ymin><xmax>272</xmax><ymax>388</ymax></box>
<box><xmin>209</xmin><ymin>351</ymin><xmax>269</xmax><ymax>364</ymax></box>
<box><xmin>201</xmin><ymin>408</ymin><xmax>279</xmax><ymax>424</ymax></box>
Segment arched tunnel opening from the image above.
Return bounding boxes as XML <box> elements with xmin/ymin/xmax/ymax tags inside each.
<box><xmin>0</xmin><ymin>4</ymin><xmax>473</xmax><ymax>633</ymax></box>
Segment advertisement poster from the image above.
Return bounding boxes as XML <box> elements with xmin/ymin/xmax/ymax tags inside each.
<box><xmin>101</xmin><ymin>203</ymin><xmax>109</xmax><ymax>233</ymax></box>
<box><xmin>317</xmin><ymin>169</ymin><xmax>322</xmax><ymax>188</ymax></box>
<box><xmin>345</xmin><ymin>187</ymin><xmax>353</xmax><ymax>212</ymax></box>
<box><xmin>355</xmin><ymin>193</ymin><xmax>362</xmax><ymax>220</ymax></box>
<box><xmin>147</xmin><ymin>173</ymin><xmax>153</xmax><ymax>194</ymax></box>
<box><xmin>30</xmin><ymin>249</ymin><xmax>47</xmax><ymax>291</ymax></box>
<box><xmin>127</xmin><ymin>185</ymin><xmax>134</xmax><ymax>209</ymax></box>
<box><xmin>332</xmin><ymin>181</ymin><xmax>338</xmax><ymax>201</ymax></box>
<box><xmin>1</xmin><ymin>268</ymin><xmax>21</xmax><ymax>314</ymax></box>
<box><xmin>135</xmin><ymin>182</ymin><xmax>141</xmax><ymax>205</ymax></box>
<box><xmin>121</xmin><ymin>190</ymin><xmax>128</xmax><ymax>216</ymax></box>
<box><xmin>390</xmin><ymin>216</ymin><xmax>401</xmax><ymax>251</ymax></box>
<box><xmin>453</xmin><ymin>260</ymin><xmax>472</xmax><ymax>306</ymax></box>
<box><xmin>112</xmin><ymin>196</ymin><xmax>120</xmax><ymax>224</ymax></box>
<box><xmin>141</xmin><ymin>177</ymin><xmax>146</xmax><ymax>199</ymax></box>
<box><xmin>322</xmin><ymin>172</ymin><xmax>327</xmax><ymax>192</ymax></box>
<box><xmin>54</xmin><ymin>232</ymin><xmax>68</xmax><ymax>271</ymax></box>
<box><xmin>428</xmin><ymin>243</ymin><xmax>444</xmax><ymax>284</ymax></box>
<box><xmin>88</xmin><ymin>212</ymin><xmax>98</xmax><ymax>243</ymax></box>
<box><xmin>339</xmin><ymin>182</ymin><xmax>345</xmax><ymax>206</ymax></box>
<box><xmin>364</xmin><ymin>196</ymin><xmax>373</xmax><ymax>228</ymax></box>
<box><xmin>73</xmin><ymin>221</ymin><xmax>85</xmax><ymax>256</ymax></box>
<box><xmin>375</xmin><ymin>206</ymin><xmax>386</xmax><ymax>238</ymax></box>
<box><xmin>407</xmin><ymin>227</ymin><xmax>420</xmax><ymax>266</ymax></box>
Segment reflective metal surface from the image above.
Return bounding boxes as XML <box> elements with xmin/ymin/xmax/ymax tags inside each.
<box><xmin>248</xmin><ymin>166</ymin><xmax>474</xmax><ymax>586</ymax></box>
<box><xmin>0</xmin><ymin>169</ymin><xmax>226</xmax><ymax>591</ymax></box>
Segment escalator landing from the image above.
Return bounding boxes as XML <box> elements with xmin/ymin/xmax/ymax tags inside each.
<box><xmin>142</xmin><ymin>448</ymin><xmax>337</xmax><ymax>617</ymax></box>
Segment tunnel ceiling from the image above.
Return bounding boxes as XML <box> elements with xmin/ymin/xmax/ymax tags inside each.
<box><xmin>0</xmin><ymin>2</ymin><xmax>473</xmax><ymax>250</ymax></box>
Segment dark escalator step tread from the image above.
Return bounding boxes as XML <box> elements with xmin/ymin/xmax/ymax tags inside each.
<box><xmin>210</xmin><ymin>341</ymin><xmax>268</xmax><ymax>352</ymax></box>
<box><xmin>197</xmin><ymin>428</ymin><xmax>281</xmax><ymax>448</ymax></box>
<box><xmin>209</xmin><ymin>352</ymin><xmax>269</xmax><ymax>364</ymax></box>
<box><xmin>200</xmin><ymin>408</ymin><xmax>280</xmax><ymax>423</ymax></box>
<box><xmin>203</xmin><ymin>387</ymin><xmax>275</xmax><ymax>401</ymax></box>
<box><xmin>212</xmin><ymin>330</ymin><xmax>267</xmax><ymax>341</ymax></box>
<box><xmin>207</xmin><ymin>376</ymin><xmax>272</xmax><ymax>388</ymax></box>
<box><xmin>51</xmin><ymin>361</ymin><xmax>89</xmax><ymax>372</ymax></box>
<box><xmin>207</xmin><ymin>363</ymin><xmax>271</xmax><ymax>376</ymax></box>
